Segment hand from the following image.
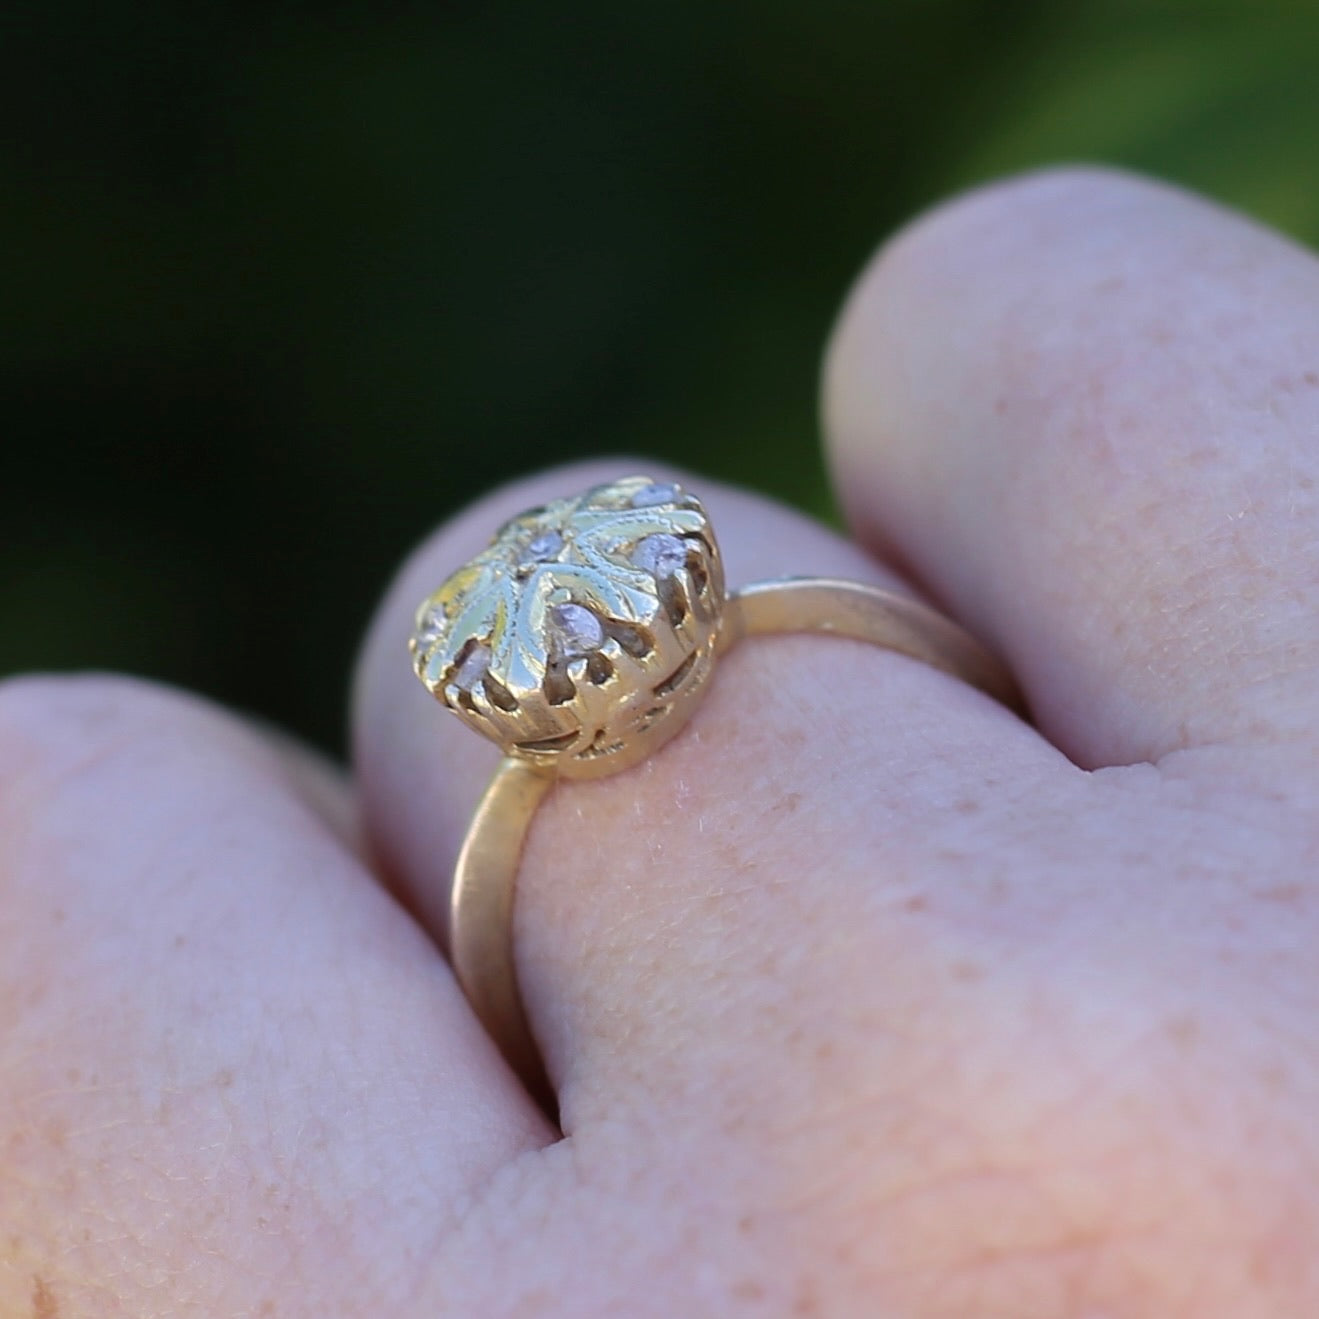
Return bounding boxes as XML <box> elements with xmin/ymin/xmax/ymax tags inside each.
<box><xmin>5</xmin><ymin>167</ymin><xmax>1318</xmax><ymax>1317</ymax></box>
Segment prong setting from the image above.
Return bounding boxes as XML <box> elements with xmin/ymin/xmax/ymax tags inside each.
<box><xmin>410</xmin><ymin>476</ymin><xmax>725</xmax><ymax>778</ymax></box>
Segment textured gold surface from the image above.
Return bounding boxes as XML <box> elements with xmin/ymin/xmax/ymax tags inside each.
<box><xmin>411</xmin><ymin>476</ymin><xmax>724</xmax><ymax>779</ymax></box>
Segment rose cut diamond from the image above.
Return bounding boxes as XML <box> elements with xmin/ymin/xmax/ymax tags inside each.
<box><xmin>522</xmin><ymin>529</ymin><xmax>564</xmax><ymax>563</ymax></box>
<box><xmin>414</xmin><ymin>606</ymin><xmax>446</xmax><ymax>648</ymax></box>
<box><xmin>631</xmin><ymin>533</ymin><xmax>687</xmax><ymax>578</ymax></box>
<box><xmin>453</xmin><ymin>642</ymin><xmax>491</xmax><ymax>691</ymax></box>
<box><xmin>629</xmin><ymin>482</ymin><xmax>681</xmax><ymax>509</ymax></box>
<box><xmin>547</xmin><ymin>602</ymin><xmax>604</xmax><ymax>656</ymax></box>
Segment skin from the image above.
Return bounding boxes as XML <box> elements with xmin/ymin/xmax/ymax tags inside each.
<box><xmin>3</xmin><ymin>166</ymin><xmax>1319</xmax><ymax>1317</ymax></box>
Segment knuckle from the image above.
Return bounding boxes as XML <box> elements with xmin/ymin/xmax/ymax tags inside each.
<box><xmin>0</xmin><ymin>673</ymin><xmax>218</xmax><ymax>808</ymax></box>
<box><xmin>887</xmin><ymin>163</ymin><xmax>1157</xmax><ymax>264</ymax></box>
<box><xmin>866</xmin><ymin>1000</ymin><xmax>1319</xmax><ymax>1314</ymax></box>
<box><xmin>0</xmin><ymin>670</ymin><xmax>166</xmax><ymax>754</ymax></box>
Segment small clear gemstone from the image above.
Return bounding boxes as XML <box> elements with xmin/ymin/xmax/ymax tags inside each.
<box><xmin>547</xmin><ymin>602</ymin><xmax>604</xmax><ymax>656</ymax></box>
<box><xmin>522</xmin><ymin>529</ymin><xmax>564</xmax><ymax>562</ymax></box>
<box><xmin>453</xmin><ymin>642</ymin><xmax>491</xmax><ymax>690</ymax></box>
<box><xmin>630</xmin><ymin>482</ymin><xmax>681</xmax><ymax>508</ymax></box>
<box><xmin>631</xmin><ymin>533</ymin><xmax>687</xmax><ymax>577</ymax></box>
<box><xmin>414</xmin><ymin>606</ymin><xmax>446</xmax><ymax>648</ymax></box>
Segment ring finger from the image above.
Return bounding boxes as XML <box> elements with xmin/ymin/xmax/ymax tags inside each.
<box><xmin>351</xmin><ymin>461</ymin><xmax>1051</xmax><ymax>1128</ymax></box>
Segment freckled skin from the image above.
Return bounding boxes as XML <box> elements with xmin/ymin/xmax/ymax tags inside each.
<box><xmin>6</xmin><ymin>169</ymin><xmax>1319</xmax><ymax>1316</ymax></box>
<box><xmin>32</xmin><ymin>1276</ymin><xmax>58</xmax><ymax>1319</ymax></box>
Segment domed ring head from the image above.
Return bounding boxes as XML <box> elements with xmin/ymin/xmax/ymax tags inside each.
<box><xmin>410</xmin><ymin>476</ymin><xmax>726</xmax><ymax>778</ymax></box>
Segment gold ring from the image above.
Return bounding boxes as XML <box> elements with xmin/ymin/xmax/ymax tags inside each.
<box><xmin>410</xmin><ymin>475</ymin><xmax>1021</xmax><ymax>1105</ymax></box>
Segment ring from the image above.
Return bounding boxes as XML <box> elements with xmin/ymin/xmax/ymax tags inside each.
<box><xmin>410</xmin><ymin>475</ymin><xmax>1022</xmax><ymax>1105</ymax></box>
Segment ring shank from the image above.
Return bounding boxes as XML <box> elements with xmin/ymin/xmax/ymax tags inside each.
<box><xmin>723</xmin><ymin>578</ymin><xmax>1022</xmax><ymax>713</ymax></box>
<box><xmin>448</xmin><ymin>578</ymin><xmax>1023</xmax><ymax>1107</ymax></box>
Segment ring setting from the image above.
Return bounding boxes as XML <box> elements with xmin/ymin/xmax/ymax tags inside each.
<box><xmin>411</xmin><ymin>476</ymin><xmax>727</xmax><ymax>778</ymax></box>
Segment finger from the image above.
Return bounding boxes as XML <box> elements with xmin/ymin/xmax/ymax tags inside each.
<box><xmin>825</xmin><ymin>166</ymin><xmax>1319</xmax><ymax>769</ymax></box>
<box><xmin>253</xmin><ymin>715</ymin><xmax>364</xmax><ymax>856</ymax></box>
<box><xmin>0</xmin><ymin>675</ymin><xmax>551</xmax><ymax>1317</ymax></box>
<box><xmin>352</xmin><ymin>461</ymin><xmax>1053</xmax><ymax>1121</ymax></box>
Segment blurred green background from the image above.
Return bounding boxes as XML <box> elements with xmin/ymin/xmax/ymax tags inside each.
<box><xmin>4</xmin><ymin>0</ymin><xmax>1319</xmax><ymax>751</ymax></box>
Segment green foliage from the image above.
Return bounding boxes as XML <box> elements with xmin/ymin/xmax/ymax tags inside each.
<box><xmin>3</xmin><ymin>0</ymin><xmax>1317</xmax><ymax>747</ymax></box>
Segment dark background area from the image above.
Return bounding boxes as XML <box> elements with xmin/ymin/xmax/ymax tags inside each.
<box><xmin>3</xmin><ymin>0</ymin><xmax>1318</xmax><ymax>752</ymax></box>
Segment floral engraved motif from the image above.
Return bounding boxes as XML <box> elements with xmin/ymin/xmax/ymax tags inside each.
<box><xmin>410</xmin><ymin>476</ymin><xmax>725</xmax><ymax>776</ymax></box>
